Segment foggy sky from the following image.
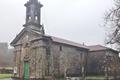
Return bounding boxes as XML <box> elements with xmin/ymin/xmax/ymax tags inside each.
<box><xmin>0</xmin><ymin>0</ymin><xmax>113</xmax><ymax>47</ymax></box>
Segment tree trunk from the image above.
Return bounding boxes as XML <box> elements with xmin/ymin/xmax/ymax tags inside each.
<box><xmin>64</xmin><ymin>68</ymin><xmax>67</xmax><ymax>80</ymax></box>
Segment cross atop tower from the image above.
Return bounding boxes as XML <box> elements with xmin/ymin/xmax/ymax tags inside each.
<box><xmin>24</xmin><ymin>0</ymin><xmax>43</xmax><ymax>27</ymax></box>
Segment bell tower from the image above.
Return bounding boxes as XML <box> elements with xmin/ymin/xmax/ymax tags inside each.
<box><xmin>24</xmin><ymin>0</ymin><xmax>43</xmax><ymax>29</ymax></box>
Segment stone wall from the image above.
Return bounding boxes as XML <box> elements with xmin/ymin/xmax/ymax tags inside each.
<box><xmin>51</xmin><ymin>43</ymin><xmax>87</xmax><ymax>77</ymax></box>
<box><xmin>87</xmin><ymin>50</ymin><xmax>119</xmax><ymax>76</ymax></box>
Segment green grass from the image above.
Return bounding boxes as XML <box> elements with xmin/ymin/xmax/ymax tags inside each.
<box><xmin>85</xmin><ymin>76</ymin><xmax>113</xmax><ymax>80</ymax></box>
<box><xmin>86</xmin><ymin>76</ymin><xmax>105</xmax><ymax>79</ymax></box>
<box><xmin>0</xmin><ymin>74</ymin><xmax>13</xmax><ymax>79</ymax></box>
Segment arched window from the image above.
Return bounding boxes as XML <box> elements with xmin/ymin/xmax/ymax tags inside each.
<box><xmin>35</xmin><ymin>16</ymin><xmax>38</xmax><ymax>20</ymax></box>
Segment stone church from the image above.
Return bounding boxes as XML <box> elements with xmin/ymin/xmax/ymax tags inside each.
<box><xmin>11</xmin><ymin>0</ymin><xmax>89</xmax><ymax>79</ymax></box>
<box><xmin>10</xmin><ymin>0</ymin><xmax>120</xmax><ymax>80</ymax></box>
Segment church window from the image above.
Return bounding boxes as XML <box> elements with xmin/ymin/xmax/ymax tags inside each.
<box><xmin>35</xmin><ymin>16</ymin><xmax>38</xmax><ymax>20</ymax></box>
<box><xmin>60</xmin><ymin>45</ymin><xmax>62</xmax><ymax>51</ymax></box>
<box><xmin>28</xmin><ymin>16</ymin><xmax>31</xmax><ymax>20</ymax></box>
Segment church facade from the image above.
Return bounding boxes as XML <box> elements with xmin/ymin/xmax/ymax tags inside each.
<box><xmin>10</xmin><ymin>0</ymin><xmax>120</xmax><ymax>80</ymax></box>
<box><xmin>11</xmin><ymin>0</ymin><xmax>89</xmax><ymax>79</ymax></box>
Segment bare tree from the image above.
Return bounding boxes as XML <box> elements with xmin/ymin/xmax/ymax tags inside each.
<box><xmin>103</xmin><ymin>53</ymin><xmax>120</xmax><ymax>80</ymax></box>
<box><xmin>110</xmin><ymin>55</ymin><xmax>120</xmax><ymax>80</ymax></box>
<box><xmin>104</xmin><ymin>0</ymin><xmax>120</xmax><ymax>49</ymax></box>
<box><xmin>104</xmin><ymin>1</ymin><xmax>120</xmax><ymax>79</ymax></box>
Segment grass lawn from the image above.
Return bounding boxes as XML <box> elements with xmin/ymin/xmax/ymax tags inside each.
<box><xmin>86</xmin><ymin>76</ymin><xmax>105</xmax><ymax>79</ymax></box>
<box><xmin>0</xmin><ymin>74</ymin><xmax>12</xmax><ymax>79</ymax></box>
<box><xmin>85</xmin><ymin>76</ymin><xmax>113</xmax><ymax>80</ymax></box>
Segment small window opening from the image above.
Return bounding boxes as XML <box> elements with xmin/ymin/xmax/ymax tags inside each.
<box><xmin>29</xmin><ymin>16</ymin><xmax>31</xmax><ymax>20</ymax></box>
<box><xmin>35</xmin><ymin>16</ymin><xmax>38</xmax><ymax>20</ymax></box>
<box><xmin>60</xmin><ymin>45</ymin><xmax>62</xmax><ymax>51</ymax></box>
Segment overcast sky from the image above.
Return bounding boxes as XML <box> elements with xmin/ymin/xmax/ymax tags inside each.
<box><xmin>0</xmin><ymin>0</ymin><xmax>114</xmax><ymax>47</ymax></box>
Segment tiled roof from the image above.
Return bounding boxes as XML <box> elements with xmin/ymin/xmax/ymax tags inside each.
<box><xmin>48</xmin><ymin>36</ymin><xmax>89</xmax><ymax>49</ymax></box>
<box><xmin>87</xmin><ymin>45</ymin><xmax>119</xmax><ymax>53</ymax></box>
<box><xmin>87</xmin><ymin>45</ymin><xmax>107</xmax><ymax>51</ymax></box>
